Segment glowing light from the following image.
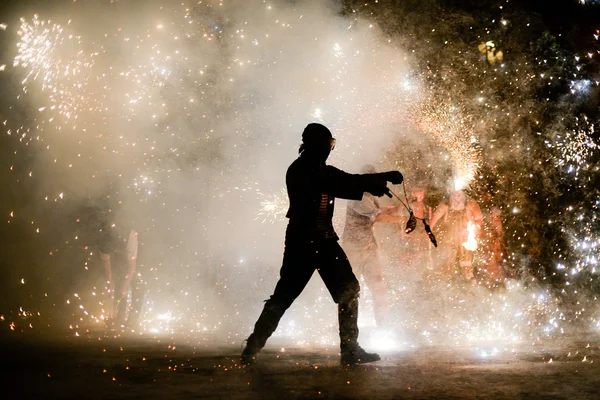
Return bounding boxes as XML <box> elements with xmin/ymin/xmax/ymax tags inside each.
<box><xmin>366</xmin><ymin>328</ymin><xmax>400</xmax><ymax>351</ymax></box>
<box><xmin>462</xmin><ymin>221</ymin><xmax>478</xmax><ymax>251</ymax></box>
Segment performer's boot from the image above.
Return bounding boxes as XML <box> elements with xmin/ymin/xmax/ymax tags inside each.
<box><xmin>338</xmin><ymin>299</ymin><xmax>380</xmax><ymax>366</ymax></box>
<box><xmin>240</xmin><ymin>333</ymin><xmax>261</xmax><ymax>366</ymax></box>
<box><xmin>240</xmin><ymin>298</ymin><xmax>286</xmax><ymax>365</ymax></box>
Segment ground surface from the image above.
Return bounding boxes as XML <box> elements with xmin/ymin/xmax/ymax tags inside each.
<box><xmin>1</xmin><ymin>330</ymin><xmax>599</xmax><ymax>399</ymax></box>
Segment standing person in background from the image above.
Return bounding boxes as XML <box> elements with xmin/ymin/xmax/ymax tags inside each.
<box><xmin>479</xmin><ymin>192</ymin><xmax>507</xmax><ymax>286</ymax></box>
<box><xmin>430</xmin><ymin>185</ymin><xmax>483</xmax><ymax>283</ymax></box>
<box><xmin>240</xmin><ymin>123</ymin><xmax>404</xmax><ymax>367</ymax></box>
<box><xmin>94</xmin><ymin>201</ymin><xmax>142</xmax><ymax>329</ymax></box>
<box><xmin>341</xmin><ymin>164</ymin><xmax>404</xmax><ymax>328</ymax></box>
<box><xmin>398</xmin><ymin>184</ymin><xmax>433</xmax><ymax>275</ymax></box>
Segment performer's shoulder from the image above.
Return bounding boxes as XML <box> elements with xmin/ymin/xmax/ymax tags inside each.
<box><xmin>287</xmin><ymin>157</ymin><xmax>302</xmax><ymax>173</ymax></box>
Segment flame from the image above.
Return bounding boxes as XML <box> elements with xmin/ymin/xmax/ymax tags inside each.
<box><xmin>454</xmin><ymin>177</ymin><xmax>465</xmax><ymax>191</ymax></box>
<box><xmin>462</xmin><ymin>221</ymin><xmax>478</xmax><ymax>251</ymax></box>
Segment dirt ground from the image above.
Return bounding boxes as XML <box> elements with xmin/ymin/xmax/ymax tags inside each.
<box><xmin>1</xmin><ymin>330</ymin><xmax>599</xmax><ymax>400</ymax></box>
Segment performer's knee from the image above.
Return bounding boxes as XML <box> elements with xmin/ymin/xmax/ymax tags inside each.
<box><xmin>264</xmin><ymin>294</ymin><xmax>294</xmax><ymax>315</ymax></box>
<box><xmin>336</xmin><ymin>280</ymin><xmax>360</xmax><ymax>305</ymax></box>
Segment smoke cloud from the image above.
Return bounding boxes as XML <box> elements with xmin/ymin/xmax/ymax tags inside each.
<box><xmin>1</xmin><ymin>0</ymin><xmax>598</xmax><ymax>351</ymax></box>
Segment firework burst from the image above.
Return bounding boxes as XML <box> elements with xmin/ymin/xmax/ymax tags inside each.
<box><xmin>412</xmin><ymin>97</ymin><xmax>481</xmax><ymax>190</ymax></box>
<box><xmin>14</xmin><ymin>15</ymin><xmax>103</xmax><ymax>123</ymax></box>
<box><xmin>554</xmin><ymin>116</ymin><xmax>597</xmax><ymax>173</ymax></box>
<box><xmin>256</xmin><ymin>188</ymin><xmax>288</xmax><ymax>224</ymax></box>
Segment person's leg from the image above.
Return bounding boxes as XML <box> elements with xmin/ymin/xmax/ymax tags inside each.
<box><xmin>126</xmin><ymin>271</ymin><xmax>144</xmax><ymax>328</ymax></box>
<box><xmin>343</xmin><ymin>245</ymin><xmax>364</xmax><ymax>280</ymax></box>
<box><xmin>113</xmin><ymin>252</ymin><xmax>132</xmax><ymax>327</ymax></box>
<box><xmin>447</xmin><ymin>218</ymin><xmax>463</xmax><ymax>279</ymax></box>
<box><xmin>317</xmin><ymin>240</ymin><xmax>379</xmax><ymax>365</ymax></box>
<box><xmin>458</xmin><ymin>247</ymin><xmax>475</xmax><ymax>282</ymax></box>
<box><xmin>242</xmin><ymin>241</ymin><xmax>315</xmax><ymax>362</ymax></box>
<box><xmin>361</xmin><ymin>250</ymin><xmax>388</xmax><ymax>326</ymax></box>
<box><xmin>100</xmin><ymin>253</ymin><xmax>115</xmax><ymax>322</ymax></box>
<box><xmin>113</xmin><ymin>274</ymin><xmax>128</xmax><ymax>327</ymax></box>
<box><xmin>316</xmin><ymin>241</ymin><xmax>359</xmax><ymax>350</ymax></box>
<box><xmin>490</xmin><ymin>239</ymin><xmax>506</xmax><ymax>282</ymax></box>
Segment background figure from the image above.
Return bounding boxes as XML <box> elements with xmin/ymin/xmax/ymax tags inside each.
<box><xmin>398</xmin><ymin>185</ymin><xmax>433</xmax><ymax>277</ymax></box>
<box><xmin>97</xmin><ymin>208</ymin><xmax>141</xmax><ymax>329</ymax></box>
<box><xmin>341</xmin><ymin>164</ymin><xmax>404</xmax><ymax>328</ymax></box>
<box><xmin>430</xmin><ymin>186</ymin><xmax>482</xmax><ymax>282</ymax></box>
<box><xmin>479</xmin><ymin>192</ymin><xmax>507</xmax><ymax>286</ymax></box>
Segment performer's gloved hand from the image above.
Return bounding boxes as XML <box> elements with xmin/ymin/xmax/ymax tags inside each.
<box><xmin>366</xmin><ymin>182</ymin><xmax>392</xmax><ymax>198</ymax></box>
<box><xmin>383</xmin><ymin>171</ymin><xmax>403</xmax><ymax>185</ymax></box>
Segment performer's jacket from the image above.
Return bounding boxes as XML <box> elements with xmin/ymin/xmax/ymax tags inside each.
<box><xmin>284</xmin><ymin>153</ymin><xmax>383</xmax><ymax>242</ymax></box>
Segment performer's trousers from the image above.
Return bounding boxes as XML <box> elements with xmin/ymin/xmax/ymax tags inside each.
<box><xmin>246</xmin><ymin>237</ymin><xmax>360</xmax><ymax>352</ymax></box>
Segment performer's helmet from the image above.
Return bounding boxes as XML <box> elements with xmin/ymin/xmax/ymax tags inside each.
<box><xmin>302</xmin><ymin>123</ymin><xmax>336</xmax><ymax>150</ymax></box>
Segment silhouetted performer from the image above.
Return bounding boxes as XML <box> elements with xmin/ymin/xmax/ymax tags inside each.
<box><xmin>241</xmin><ymin>123</ymin><xmax>403</xmax><ymax>366</ymax></box>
